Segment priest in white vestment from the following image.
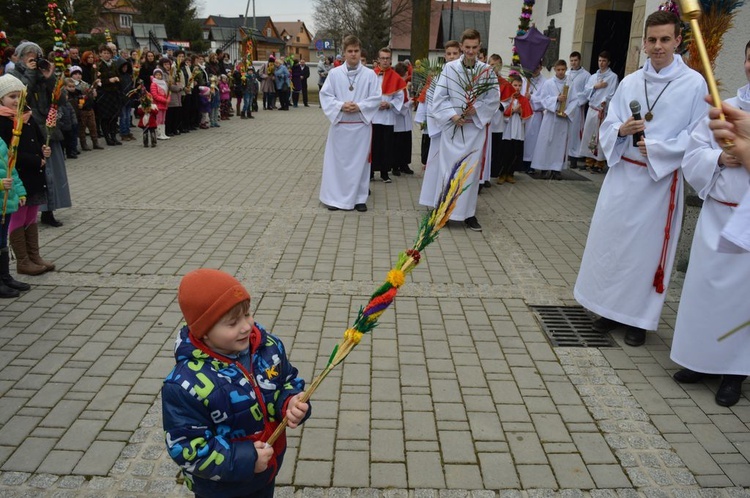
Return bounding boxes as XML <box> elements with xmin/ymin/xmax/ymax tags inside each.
<box><xmin>430</xmin><ymin>29</ymin><xmax>499</xmax><ymax>232</ymax></box>
<box><xmin>530</xmin><ymin>59</ymin><xmax>581</xmax><ymax>178</ymax></box>
<box><xmin>574</xmin><ymin>12</ymin><xmax>708</xmax><ymax>347</ymax></box>
<box><xmin>670</xmin><ymin>69</ymin><xmax>750</xmax><ymax>407</ymax></box>
<box><xmin>419</xmin><ymin>41</ymin><xmax>461</xmax><ymax>209</ymax></box>
<box><xmin>578</xmin><ymin>52</ymin><xmax>619</xmax><ymax>171</ymax></box>
<box><xmin>565</xmin><ymin>52</ymin><xmax>591</xmax><ymax>170</ymax></box>
<box><xmin>319</xmin><ymin>36</ymin><xmax>382</xmax><ymax>211</ymax></box>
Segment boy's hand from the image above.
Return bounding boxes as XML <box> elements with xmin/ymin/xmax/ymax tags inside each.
<box><xmin>1</xmin><ymin>178</ymin><xmax>11</xmax><ymax>190</ymax></box>
<box><xmin>253</xmin><ymin>441</ymin><xmax>273</xmax><ymax>473</ymax></box>
<box><xmin>285</xmin><ymin>393</ymin><xmax>309</xmax><ymax>428</ymax></box>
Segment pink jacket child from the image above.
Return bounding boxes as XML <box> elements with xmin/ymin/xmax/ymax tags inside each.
<box><xmin>150</xmin><ymin>68</ymin><xmax>169</xmax><ymax>126</ymax></box>
<box><xmin>219</xmin><ymin>79</ymin><xmax>231</xmax><ymax>102</ymax></box>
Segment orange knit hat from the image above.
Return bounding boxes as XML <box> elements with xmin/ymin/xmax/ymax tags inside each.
<box><xmin>178</xmin><ymin>269</ymin><xmax>251</xmax><ymax>339</ymax></box>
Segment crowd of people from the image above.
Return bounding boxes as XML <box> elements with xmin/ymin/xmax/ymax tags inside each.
<box><xmin>0</xmin><ymin>40</ymin><xmax>313</xmax><ymax>299</ymax></box>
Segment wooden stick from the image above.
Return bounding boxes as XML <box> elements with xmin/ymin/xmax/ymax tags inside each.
<box><xmin>678</xmin><ymin>0</ymin><xmax>733</xmax><ymax>148</ymax></box>
<box><xmin>2</xmin><ymin>89</ymin><xmax>27</xmax><ymax>225</ymax></box>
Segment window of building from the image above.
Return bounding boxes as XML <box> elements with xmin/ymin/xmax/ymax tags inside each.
<box><xmin>547</xmin><ymin>0</ymin><xmax>562</xmax><ymax>16</ymax></box>
<box><xmin>267</xmin><ymin>28</ymin><xmax>272</xmax><ymax>37</ymax></box>
<box><xmin>296</xmin><ymin>36</ymin><xmax>300</xmax><ymax>42</ymax></box>
<box><xmin>120</xmin><ymin>14</ymin><xmax>132</xmax><ymax>28</ymax></box>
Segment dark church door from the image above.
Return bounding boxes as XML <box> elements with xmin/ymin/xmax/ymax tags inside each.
<box><xmin>590</xmin><ymin>10</ymin><xmax>632</xmax><ymax>82</ymax></box>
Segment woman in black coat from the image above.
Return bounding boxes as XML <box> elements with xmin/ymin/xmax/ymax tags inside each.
<box><xmin>10</xmin><ymin>42</ymin><xmax>71</xmax><ymax>227</ymax></box>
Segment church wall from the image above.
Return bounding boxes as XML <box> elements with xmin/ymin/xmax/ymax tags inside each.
<box><xmin>713</xmin><ymin>6</ymin><xmax>750</xmax><ymax>98</ymax></box>
<box><xmin>490</xmin><ymin>0</ymin><xmax>749</xmax><ymax>90</ymax></box>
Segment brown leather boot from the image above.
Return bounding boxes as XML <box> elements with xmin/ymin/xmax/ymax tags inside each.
<box><xmin>9</xmin><ymin>228</ymin><xmax>46</xmax><ymax>275</ymax></box>
<box><xmin>25</xmin><ymin>223</ymin><xmax>55</xmax><ymax>271</ymax></box>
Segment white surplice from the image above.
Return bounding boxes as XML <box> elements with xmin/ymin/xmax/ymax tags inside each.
<box><xmin>574</xmin><ymin>55</ymin><xmax>708</xmax><ymax>331</ymax></box>
<box><xmin>671</xmin><ymin>89</ymin><xmax>750</xmax><ymax>375</ymax></box>
<box><xmin>566</xmin><ymin>67</ymin><xmax>591</xmax><ymax>158</ymax></box>
<box><xmin>431</xmin><ymin>56</ymin><xmax>499</xmax><ymax>220</ymax></box>
<box><xmin>523</xmin><ymin>74</ymin><xmax>547</xmax><ymax>162</ymax></box>
<box><xmin>578</xmin><ymin>68</ymin><xmax>619</xmax><ymax>161</ymax></box>
<box><xmin>531</xmin><ymin>76</ymin><xmax>580</xmax><ymax>172</ymax></box>
<box><xmin>720</xmin><ymin>187</ymin><xmax>750</xmax><ymax>253</ymax></box>
<box><xmin>319</xmin><ymin>63</ymin><xmax>382</xmax><ymax>210</ymax></box>
<box><xmin>419</xmin><ymin>77</ymin><xmax>443</xmax><ymax>208</ymax></box>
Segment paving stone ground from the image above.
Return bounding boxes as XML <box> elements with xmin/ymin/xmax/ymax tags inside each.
<box><xmin>0</xmin><ymin>106</ymin><xmax>747</xmax><ymax>497</ymax></box>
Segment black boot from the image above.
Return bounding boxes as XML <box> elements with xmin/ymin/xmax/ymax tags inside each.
<box><xmin>716</xmin><ymin>375</ymin><xmax>747</xmax><ymax>407</ymax></box>
<box><xmin>104</xmin><ymin>132</ymin><xmax>116</xmax><ymax>146</ymax></box>
<box><xmin>40</xmin><ymin>211</ymin><xmax>63</xmax><ymax>227</ymax></box>
<box><xmin>150</xmin><ymin>130</ymin><xmax>157</xmax><ymax>147</ymax></box>
<box><xmin>143</xmin><ymin>131</ymin><xmax>149</xmax><ymax>147</ymax></box>
<box><xmin>0</xmin><ymin>247</ymin><xmax>27</xmax><ymax>295</ymax></box>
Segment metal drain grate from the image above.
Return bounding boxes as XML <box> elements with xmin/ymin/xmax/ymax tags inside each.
<box><xmin>530</xmin><ymin>305</ymin><xmax>617</xmax><ymax>348</ymax></box>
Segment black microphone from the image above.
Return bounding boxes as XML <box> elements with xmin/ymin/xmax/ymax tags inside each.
<box><xmin>629</xmin><ymin>100</ymin><xmax>645</xmax><ymax>147</ymax></box>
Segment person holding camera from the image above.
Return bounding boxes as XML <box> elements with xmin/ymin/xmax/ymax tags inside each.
<box><xmin>10</xmin><ymin>42</ymin><xmax>72</xmax><ymax>228</ymax></box>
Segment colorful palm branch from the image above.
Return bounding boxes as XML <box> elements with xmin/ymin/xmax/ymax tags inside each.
<box><xmin>2</xmin><ymin>89</ymin><xmax>27</xmax><ymax>224</ymax></box>
<box><xmin>265</xmin><ymin>155</ymin><xmax>476</xmax><ymax>446</ymax></box>
<box><xmin>44</xmin><ymin>76</ymin><xmax>65</xmax><ymax>147</ymax></box>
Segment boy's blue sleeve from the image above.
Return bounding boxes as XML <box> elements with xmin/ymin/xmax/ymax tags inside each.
<box><xmin>269</xmin><ymin>339</ymin><xmax>311</xmax><ymax>423</ymax></box>
<box><xmin>162</xmin><ymin>382</ymin><xmax>259</xmax><ymax>482</ymax></box>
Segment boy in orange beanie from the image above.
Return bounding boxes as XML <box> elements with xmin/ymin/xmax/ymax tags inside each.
<box><xmin>162</xmin><ymin>268</ymin><xmax>310</xmax><ymax>498</ymax></box>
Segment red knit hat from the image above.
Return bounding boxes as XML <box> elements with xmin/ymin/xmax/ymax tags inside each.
<box><xmin>178</xmin><ymin>269</ymin><xmax>251</xmax><ymax>339</ymax></box>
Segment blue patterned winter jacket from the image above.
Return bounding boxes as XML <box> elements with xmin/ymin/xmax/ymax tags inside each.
<box><xmin>162</xmin><ymin>323</ymin><xmax>308</xmax><ymax>498</ymax></box>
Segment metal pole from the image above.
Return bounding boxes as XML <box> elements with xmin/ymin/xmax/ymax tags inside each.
<box><xmin>253</xmin><ymin>0</ymin><xmax>257</xmax><ymax>31</ymax></box>
<box><xmin>448</xmin><ymin>0</ymin><xmax>455</xmax><ymax>41</ymax></box>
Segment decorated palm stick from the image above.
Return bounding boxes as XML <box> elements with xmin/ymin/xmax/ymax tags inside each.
<box><xmin>265</xmin><ymin>155</ymin><xmax>477</xmax><ymax>446</ymax></box>
<box><xmin>44</xmin><ymin>76</ymin><xmax>65</xmax><ymax>147</ymax></box>
<box><xmin>2</xmin><ymin>89</ymin><xmax>27</xmax><ymax>225</ymax></box>
<box><xmin>677</xmin><ymin>0</ymin><xmax>733</xmax><ymax>147</ymax></box>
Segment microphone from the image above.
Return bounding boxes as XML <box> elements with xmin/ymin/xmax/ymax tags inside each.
<box><xmin>629</xmin><ymin>100</ymin><xmax>645</xmax><ymax>147</ymax></box>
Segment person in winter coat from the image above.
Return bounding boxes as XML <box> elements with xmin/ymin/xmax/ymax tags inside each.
<box><xmin>291</xmin><ymin>58</ymin><xmax>302</xmax><ymax>108</ymax></box>
<box><xmin>0</xmin><ymin>74</ymin><xmax>55</xmax><ymax>281</ymax></box>
<box><xmin>274</xmin><ymin>61</ymin><xmax>290</xmax><ymax>111</ymax></box>
<box><xmin>60</xmin><ymin>78</ymin><xmax>79</xmax><ymax>159</ymax></box>
<box><xmin>0</xmin><ymin>75</ymin><xmax>31</xmax><ymax>298</ymax></box>
<box><xmin>150</xmin><ymin>68</ymin><xmax>170</xmax><ymax>140</ymax></box>
<box><xmin>241</xmin><ymin>67</ymin><xmax>258</xmax><ymax>119</ymax></box>
<box><xmin>10</xmin><ymin>42</ymin><xmax>71</xmax><ymax>228</ymax></box>
<box><xmin>162</xmin><ymin>269</ymin><xmax>310</xmax><ymax>498</ymax></box>
<box><xmin>162</xmin><ymin>57</ymin><xmax>184</xmax><ymax>137</ymax></box>
<box><xmin>69</xmin><ymin>66</ymin><xmax>102</xmax><ymax>150</ymax></box>
<box><xmin>218</xmin><ymin>74</ymin><xmax>231</xmax><ymax>120</ymax></box>
<box><xmin>260</xmin><ymin>56</ymin><xmax>276</xmax><ymax>110</ymax></box>
<box><xmin>116</xmin><ymin>58</ymin><xmax>136</xmax><ymax>141</ymax></box>
<box><xmin>135</xmin><ymin>90</ymin><xmax>158</xmax><ymax>148</ymax></box>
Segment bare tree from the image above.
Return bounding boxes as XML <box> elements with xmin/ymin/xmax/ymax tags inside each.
<box><xmin>312</xmin><ymin>0</ymin><xmax>361</xmax><ymax>54</ymax></box>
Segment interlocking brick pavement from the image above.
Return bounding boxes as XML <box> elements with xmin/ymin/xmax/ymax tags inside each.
<box><xmin>0</xmin><ymin>106</ymin><xmax>747</xmax><ymax>496</ymax></box>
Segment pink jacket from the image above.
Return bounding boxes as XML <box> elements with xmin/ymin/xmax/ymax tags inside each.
<box><xmin>150</xmin><ymin>81</ymin><xmax>169</xmax><ymax>112</ymax></box>
<box><xmin>219</xmin><ymin>81</ymin><xmax>231</xmax><ymax>101</ymax></box>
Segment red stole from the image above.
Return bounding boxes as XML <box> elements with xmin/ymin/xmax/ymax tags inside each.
<box><xmin>374</xmin><ymin>66</ymin><xmax>407</xmax><ymax>96</ymax></box>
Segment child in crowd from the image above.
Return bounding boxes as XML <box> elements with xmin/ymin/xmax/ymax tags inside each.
<box><xmin>136</xmin><ymin>90</ymin><xmax>158</xmax><ymax>148</ymax></box>
<box><xmin>198</xmin><ymin>85</ymin><xmax>211</xmax><ymax>129</ymax></box>
<box><xmin>209</xmin><ymin>75</ymin><xmax>221</xmax><ymax>127</ymax></box>
<box><xmin>0</xmin><ymin>74</ymin><xmax>55</xmax><ymax>278</ymax></box>
<box><xmin>162</xmin><ymin>268</ymin><xmax>310</xmax><ymax>498</ymax></box>
<box><xmin>219</xmin><ymin>74</ymin><xmax>231</xmax><ymax>120</ymax></box>
<box><xmin>150</xmin><ymin>68</ymin><xmax>170</xmax><ymax>140</ymax></box>
<box><xmin>69</xmin><ymin>66</ymin><xmax>102</xmax><ymax>150</ymax></box>
<box><xmin>0</xmin><ymin>75</ymin><xmax>30</xmax><ymax>298</ymax></box>
<box><xmin>499</xmin><ymin>75</ymin><xmax>533</xmax><ymax>184</ymax></box>
<box><xmin>61</xmin><ymin>78</ymin><xmax>79</xmax><ymax>159</ymax></box>
<box><xmin>241</xmin><ymin>66</ymin><xmax>257</xmax><ymax>119</ymax></box>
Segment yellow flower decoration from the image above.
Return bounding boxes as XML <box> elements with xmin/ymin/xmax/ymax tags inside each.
<box><xmin>344</xmin><ymin>328</ymin><xmax>364</xmax><ymax>344</ymax></box>
<box><xmin>387</xmin><ymin>269</ymin><xmax>406</xmax><ymax>288</ymax></box>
